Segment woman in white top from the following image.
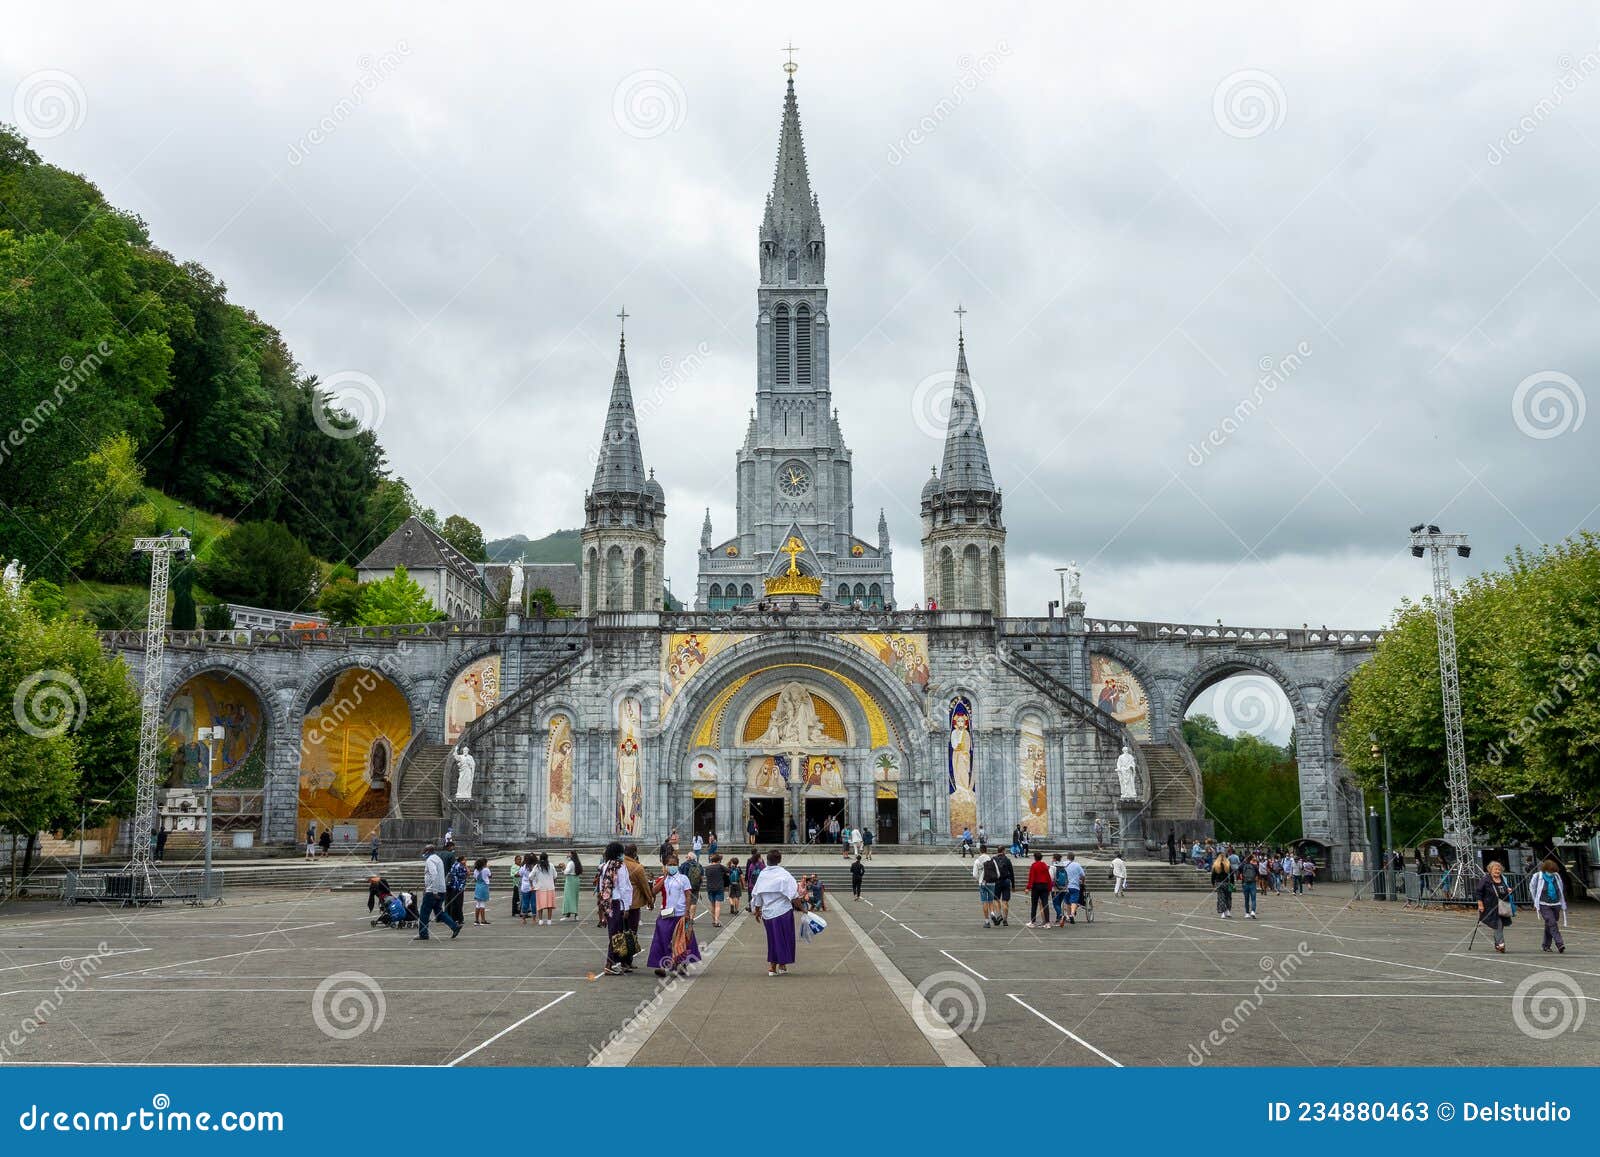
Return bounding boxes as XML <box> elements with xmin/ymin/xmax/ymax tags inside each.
<box><xmin>517</xmin><ymin>853</ymin><xmax>536</xmax><ymax>926</ymax></box>
<box><xmin>749</xmin><ymin>848</ymin><xmax>800</xmax><ymax>977</ymax></box>
<box><xmin>530</xmin><ymin>852</ymin><xmax>558</xmax><ymax>925</ymax></box>
<box><xmin>646</xmin><ymin>855</ymin><xmax>702</xmax><ymax>977</ymax></box>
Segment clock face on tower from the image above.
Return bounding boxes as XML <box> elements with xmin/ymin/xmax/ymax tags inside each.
<box><xmin>777</xmin><ymin>462</ymin><xmax>812</xmax><ymax>498</ymax></box>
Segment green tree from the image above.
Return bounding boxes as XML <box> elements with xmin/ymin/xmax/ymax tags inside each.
<box><xmin>0</xmin><ymin>581</ymin><xmax>139</xmax><ymax>879</ymax></box>
<box><xmin>1341</xmin><ymin>533</ymin><xmax>1600</xmax><ymax>851</ymax></box>
<box><xmin>170</xmin><ymin>563</ymin><xmax>197</xmax><ymax>630</ymax></box>
<box><xmin>525</xmin><ymin>586</ymin><xmax>569</xmax><ymax>618</ymax></box>
<box><xmin>316</xmin><ymin>577</ymin><xmax>365</xmax><ymax>626</ymax></box>
<box><xmin>202</xmin><ymin>521</ymin><xmax>318</xmax><ymax>611</ymax></box>
<box><xmin>356</xmin><ymin>565</ymin><xmax>441</xmax><ymax>625</ymax></box>
<box><xmin>201</xmin><ymin>603</ymin><xmax>235</xmax><ymax>630</ymax></box>
<box><xmin>439</xmin><ymin>515</ymin><xmax>486</xmax><ymax>562</ymax></box>
<box><xmin>1183</xmin><ymin>715</ymin><xmax>1302</xmax><ymax>843</ymax></box>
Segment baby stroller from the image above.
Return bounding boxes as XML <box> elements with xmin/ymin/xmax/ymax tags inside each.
<box><xmin>1076</xmin><ymin>878</ymin><xmax>1095</xmax><ymax>924</ymax></box>
<box><xmin>372</xmin><ymin>891</ymin><xmax>418</xmax><ymax>929</ymax></box>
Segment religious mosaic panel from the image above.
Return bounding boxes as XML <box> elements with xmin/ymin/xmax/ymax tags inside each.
<box><xmin>1017</xmin><ymin>711</ymin><xmax>1049</xmax><ymax>836</ymax></box>
<box><xmin>545</xmin><ymin>714</ymin><xmax>574</xmax><ymax>838</ymax></box>
<box><xmin>615</xmin><ymin>696</ymin><xmax>643</xmax><ymax>836</ymax></box>
<box><xmin>802</xmin><ymin>754</ymin><xmax>845</xmax><ymax>796</ymax></box>
<box><xmin>299</xmin><ymin>668</ymin><xmax>411</xmax><ymax>838</ymax></box>
<box><xmin>444</xmin><ymin>654</ymin><xmax>501</xmax><ymax>743</ymax></box>
<box><xmin>746</xmin><ymin>753</ymin><xmax>791</xmax><ymax>796</ymax></box>
<box><xmin>874</xmin><ymin>751</ymin><xmax>900</xmax><ymax>800</ymax></box>
<box><xmin>164</xmin><ymin>672</ymin><xmax>265</xmax><ymax>789</ymax></box>
<box><xmin>948</xmin><ymin>695</ymin><xmax>975</xmax><ymax>838</ymax></box>
<box><xmin>1090</xmin><ymin>654</ymin><xmax>1152</xmax><ymax>740</ymax></box>
<box><xmin>837</xmin><ymin>633</ymin><xmax>930</xmax><ymax>695</ymax></box>
<box><xmin>660</xmin><ymin>632</ymin><xmax>750</xmax><ymax>722</ymax></box>
<box><xmin>741</xmin><ymin>682</ymin><xmax>848</xmax><ymax>748</ymax></box>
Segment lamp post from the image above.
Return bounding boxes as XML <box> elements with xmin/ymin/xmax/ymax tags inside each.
<box><xmin>1369</xmin><ymin>736</ymin><xmax>1394</xmax><ymax>899</ymax></box>
<box><xmin>196</xmin><ymin>725</ymin><xmax>223</xmax><ymax>897</ymax></box>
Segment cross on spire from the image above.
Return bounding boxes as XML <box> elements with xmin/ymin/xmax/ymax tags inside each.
<box><xmin>616</xmin><ymin>305</ymin><xmax>630</xmax><ymax>336</ymax></box>
<box><xmin>954</xmin><ymin>302</ymin><xmax>967</xmax><ymax>340</ymax></box>
<box><xmin>783</xmin><ymin>41</ymin><xmax>799</xmax><ymax>76</ymax></box>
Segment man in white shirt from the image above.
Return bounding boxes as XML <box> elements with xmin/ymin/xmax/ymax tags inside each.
<box><xmin>1111</xmin><ymin>852</ymin><xmax>1128</xmax><ymax>896</ymax></box>
<box><xmin>972</xmin><ymin>850</ymin><xmax>999</xmax><ymax>927</ymax></box>
<box><xmin>415</xmin><ymin>844</ymin><xmax>461</xmax><ymax>941</ymax></box>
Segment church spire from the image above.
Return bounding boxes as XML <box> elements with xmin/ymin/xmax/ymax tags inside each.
<box><xmin>939</xmin><ymin>328</ymin><xmax>994</xmax><ymax>491</ymax></box>
<box><xmin>591</xmin><ymin>319</ymin><xmax>648</xmax><ymax>495</ymax></box>
<box><xmin>760</xmin><ymin>70</ymin><xmax>825</xmax><ymax>285</ymax></box>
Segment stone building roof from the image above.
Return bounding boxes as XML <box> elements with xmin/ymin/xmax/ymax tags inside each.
<box><xmin>357</xmin><ymin>516</ymin><xmax>483</xmax><ymax>589</ymax></box>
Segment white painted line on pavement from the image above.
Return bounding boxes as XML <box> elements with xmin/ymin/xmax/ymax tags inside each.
<box><xmin>1176</xmin><ymin>923</ymin><xmax>1258</xmax><ymax>940</ymax></box>
<box><xmin>445</xmin><ymin>991</ymin><xmax>575</xmax><ymax>1066</ymax></box>
<box><xmin>1324</xmin><ymin>950</ymin><xmax>1501</xmax><ymax>984</ymax></box>
<box><xmin>0</xmin><ymin>948</ymin><xmax>148</xmax><ymax>972</ymax></box>
<box><xmin>227</xmin><ymin>922</ymin><xmax>335</xmax><ymax>938</ymax></box>
<box><xmin>939</xmin><ymin>950</ymin><xmax>989</xmax><ymax>981</ymax></box>
<box><xmin>106</xmin><ymin>949</ymin><xmax>283</xmax><ymax>977</ymax></box>
<box><xmin>1447</xmin><ymin>953</ymin><xmax>1600</xmax><ymax>979</ymax></box>
<box><xmin>1005</xmin><ymin>994</ymin><xmax>1122</xmax><ymax>1067</ymax></box>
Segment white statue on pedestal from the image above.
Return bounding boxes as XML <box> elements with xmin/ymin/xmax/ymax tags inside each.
<box><xmin>507</xmin><ymin>562</ymin><xmax>525</xmax><ymax>614</ymax></box>
<box><xmin>1065</xmin><ymin>560</ymin><xmax>1082</xmax><ymax>603</ymax></box>
<box><xmin>1115</xmin><ymin>743</ymin><xmax>1139</xmax><ymax>800</ymax></box>
<box><xmin>453</xmin><ymin>744</ymin><xmax>477</xmax><ymax>801</ymax></box>
<box><xmin>3</xmin><ymin>558</ymin><xmax>23</xmax><ymax>600</ymax></box>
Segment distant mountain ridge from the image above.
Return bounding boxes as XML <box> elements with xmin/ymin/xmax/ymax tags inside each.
<box><xmin>485</xmin><ymin>529</ymin><xmax>582</xmax><ymax>564</ymax></box>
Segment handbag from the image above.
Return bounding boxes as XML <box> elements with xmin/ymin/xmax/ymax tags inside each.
<box><xmin>1497</xmin><ymin>899</ymin><xmax>1513</xmax><ymax>918</ymax></box>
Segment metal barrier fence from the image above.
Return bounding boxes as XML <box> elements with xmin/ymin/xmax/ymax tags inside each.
<box><xmin>1349</xmin><ymin>868</ymin><xmax>1532</xmax><ymax>906</ymax></box>
<box><xmin>62</xmin><ymin>868</ymin><xmax>222</xmax><ymax>906</ymax></box>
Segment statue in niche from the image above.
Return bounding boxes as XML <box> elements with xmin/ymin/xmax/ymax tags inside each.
<box><xmin>753</xmin><ymin>681</ymin><xmax>829</xmax><ymax>748</ymax></box>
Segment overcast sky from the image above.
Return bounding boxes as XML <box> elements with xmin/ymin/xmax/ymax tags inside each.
<box><xmin>9</xmin><ymin>3</ymin><xmax>1599</xmax><ymax>631</ymax></box>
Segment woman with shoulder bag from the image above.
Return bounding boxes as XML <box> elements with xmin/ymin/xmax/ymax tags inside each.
<box><xmin>1476</xmin><ymin>859</ymin><xmax>1514</xmax><ymax>953</ymax></box>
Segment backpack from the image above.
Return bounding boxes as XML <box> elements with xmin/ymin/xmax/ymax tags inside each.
<box><xmin>981</xmin><ymin>857</ymin><xmax>999</xmax><ymax>884</ymax></box>
<box><xmin>1543</xmin><ymin>872</ymin><xmax>1560</xmax><ymax>903</ymax></box>
<box><xmin>685</xmin><ymin>860</ymin><xmax>703</xmax><ymax>890</ymax></box>
<box><xmin>1053</xmin><ymin>864</ymin><xmax>1069</xmax><ymax>889</ymax></box>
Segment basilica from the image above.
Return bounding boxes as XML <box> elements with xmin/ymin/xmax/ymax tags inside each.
<box><xmin>118</xmin><ymin>72</ymin><xmax>1379</xmax><ymax>871</ymax></box>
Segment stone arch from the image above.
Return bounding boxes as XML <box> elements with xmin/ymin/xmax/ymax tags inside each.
<box><xmin>287</xmin><ymin>655</ymin><xmax>424</xmax><ymax>736</ymax></box>
<box><xmin>727</xmin><ymin>673</ymin><xmax>863</xmax><ymax>752</ymax></box>
<box><xmin>1167</xmin><ymin>652</ymin><xmax>1311</xmax><ymax>735</ymax></box>
<box><xmin>164</xmin><ymin>656</ymin><xmax>284</xmax><ymax>737</ymax></box>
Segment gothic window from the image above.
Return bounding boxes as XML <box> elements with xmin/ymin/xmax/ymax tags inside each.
<box><xmin>787</xmin><ymin>249</ymin><xmax>798</xmax><ymax>282</ymax></box>
<box><xmin>939</xmin><ymin>547</ymin><xmax>955</xmax><ymax>608</ymax></box>
<box><xmin>796</xmin><ymin>304</ymin><xmax>812</xmax><ymax>386</ymax></box>
<box><xmin>631</xmin><ymin>548</ymin><xmax>647</xmax><ymax>611</ymax></box>
<box><xmin>604</xmin><ymin>545</ymin><xmax>624</xmax><ymax>611</ymax></box>
<box><xmin>740</xmin><ymin>583</ymin><xmax>754</xmax><ymax>600</ymax></box>
<box><xmin>586</xmin><ymin>548</ymin><xmax>598</xmax><ymax>613</ymax></box>
<box><xmin>868</xmin><ymin>582</ymin><xmax>883</xmax><ymax>611</ymax></box>
<box><xmin>962</xmin><ymin>544</ymin><xmax>982</xmax><ymax>608</ymax></box>
<box><xmin>837</xmin><ymin>583</ymin><xmax>850</xmax><ymax>601</ymax></box>
<box><xmin>853</xmin><ymin>583</ymin><xmax>866</xmax><ymax>604</ymax></box>
<box><xmin>774</xmin><ymin>304</ymin><xmax>791</xmax><ymax>387</ymax></box>
<box><xmin>989</xmin><ymin>546</ymin><xmax>1002</xmax><ymax>610</ymax></box>
<box><xmin>709</xmin><ymin>583</ymin><xmax>723</xmax><ymax>610</ymax></box>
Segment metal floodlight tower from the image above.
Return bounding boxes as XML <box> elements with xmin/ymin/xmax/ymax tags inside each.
<box><xmin>1408</xmin><ymin>523</ymin><xmax>1477</xmax><ymax>895</ymax></box>
<box><xmin>127</xmin><ymin>531</ymin><xmax>191</xmax><ymax>896</ymax></box>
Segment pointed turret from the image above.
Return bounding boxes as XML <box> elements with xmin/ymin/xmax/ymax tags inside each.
<box><xmin>591</xmin><ymin>332</ymin><xmax>648</xmax><ymax>495</ymax></box>
<box><xmin>581</xmin><ymin>318</ymin><xmax>666</xmax><ymax>615</ymax></box>
<box><xmin>700</xmin><ymin>507</ymin><xmax>713</xmax><ymax>553</ymax></box>
<box><xmin>921</xmin><ymin>322</ymin><xmax>1006</xmax><ymax>615</ymax></box>
<box><xmin>939</xmin><ymin>334</ymin><xmax>995</xmax><ymax>492</ymax></box>
<box><xmin>878</xmin><ymin>508</ymin><xmax>891</xmax><ymax>553</ymax></box>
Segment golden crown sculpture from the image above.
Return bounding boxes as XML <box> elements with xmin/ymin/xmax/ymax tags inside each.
<box><xmin>764</xmin><ymin>535</ymin><xmax>822</xmax><ymax>597</ymax></box>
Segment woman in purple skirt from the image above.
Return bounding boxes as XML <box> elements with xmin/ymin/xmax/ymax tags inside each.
<box><xmin>749</xmin><ymin>849</ymin><xmax>799</xmax><ymax>977</ymax></box>
<box><xmin>646</xmin><ymin>855</ymin><xmax>701</xmax><ymax>977</ymax></box>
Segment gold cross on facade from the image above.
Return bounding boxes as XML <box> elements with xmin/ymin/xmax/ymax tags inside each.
<box><xmin>781</xmin><ymin>534</ymin><xmax>805</xmax><ymax>575</ymax></box>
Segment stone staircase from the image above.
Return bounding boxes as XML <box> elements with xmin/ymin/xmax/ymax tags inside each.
<box><xmin>397</xmin><ymin>742</ymin><xmax>452</xmax><ymax>819</ymax></box>
<box><xmin>1144</xmin><ymin>742</ymin><xmax>1200</xmax><ymax>820</ymax></box>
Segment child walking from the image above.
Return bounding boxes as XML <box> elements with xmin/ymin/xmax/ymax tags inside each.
<box><xmin>473</xmin><ymin>858</ymin><xmax>492</xmax><ymax>925</ymax></box>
